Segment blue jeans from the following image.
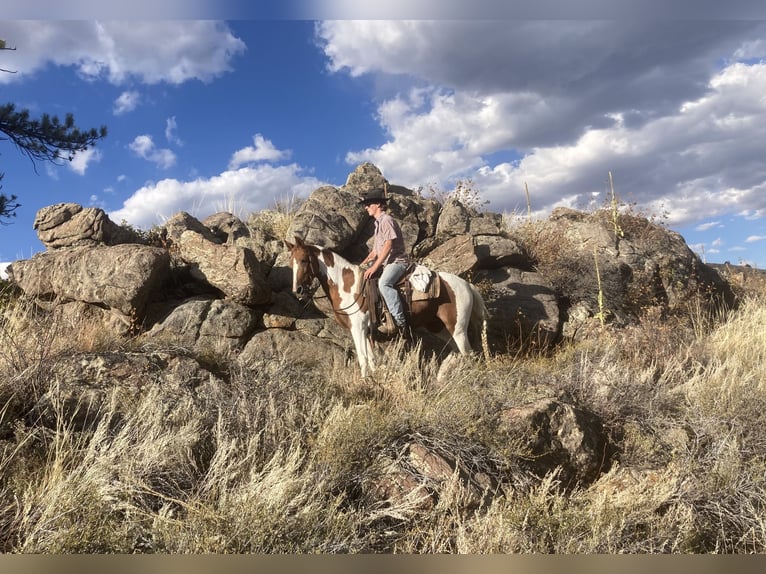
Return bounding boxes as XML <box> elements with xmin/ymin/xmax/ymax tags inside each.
<box><xmin>379</xmin><ymin>262</ymin><xmax>408</xmax><ymax>327</ymax></box>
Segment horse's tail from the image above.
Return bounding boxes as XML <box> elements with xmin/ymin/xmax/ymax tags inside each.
<box><xmin>469</xmin><ymin>283</ymin><xmax>491</xmax><ymax>361</ymax></box>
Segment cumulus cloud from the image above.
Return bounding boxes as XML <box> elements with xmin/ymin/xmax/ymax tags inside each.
<box><xmin>109</xmin><ymin>164</ymin><xmax>324</xmax><ymax>231</ymax></box>
<box><xmin>0</xmin><ymin>21</ymin><xmax>245</xmax><ymax>86</ymax></box>
<box><xmin>128</xmin><ymin>135</ymin><xmax>176</xmax><ymax>169</ymax></box>
<box><xmin>229</xmin><ymin>134</ymin><xmax>291</xmax><ymax>170</ymax></box>
<box><xmin>113</xmin><ymin>90</ymin><xmax>140</xmax><ymax>115</ymax></box>
<box><xmin>68</xmin><ymin>147</ymin><xmax>102</xmax><ymax>175</ymax></box>
<box><xmin>319</xmin><ymin>20</ymin><xmax>766</xmax><ymax>228</ymax></box>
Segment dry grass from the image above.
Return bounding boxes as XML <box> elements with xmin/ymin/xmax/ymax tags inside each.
<box><xmin>1</xmin><ymin>273</ymin><xmax>766</xmax><ymax>553</ymax></box>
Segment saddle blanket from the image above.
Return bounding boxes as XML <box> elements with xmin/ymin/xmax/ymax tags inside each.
<box><xmin>408</xmin><ymin>265</ymin><xmax>440</xmax><ymax>301</ymax></box>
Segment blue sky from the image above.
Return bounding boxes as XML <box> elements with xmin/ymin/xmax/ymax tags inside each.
<box><xmin>2</xmin><ymin>15</ymin><xmax>766</xmax><ymax>278</ymax></box>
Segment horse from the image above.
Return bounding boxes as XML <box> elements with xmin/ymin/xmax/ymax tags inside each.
<box><xmin>284</xmin><ymin>236</ymin><xmax>489</xmax><ymax>377</ymax></box>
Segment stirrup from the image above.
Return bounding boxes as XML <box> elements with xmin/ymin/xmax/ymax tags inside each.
<box><xmin>377</xmin><ymin>320</ymin><xmax>401</xmax><ymax>335</ymax></box>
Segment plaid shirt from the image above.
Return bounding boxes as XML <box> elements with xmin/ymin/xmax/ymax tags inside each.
<box><xmin>374</xmin><ymin>212</ymin><xmax>408</xmax><ymax>265</ymax></box>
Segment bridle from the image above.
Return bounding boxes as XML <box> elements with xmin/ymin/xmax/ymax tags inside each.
<box><xmin>293</xmin><ymin>248</ymin><xmax>368</xmax><ymax>317</ymax></box>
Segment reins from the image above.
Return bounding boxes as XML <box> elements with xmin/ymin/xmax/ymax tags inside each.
<box><xmin>299</xmin><ymin>252</ymin><xmax>368</xmax><ymax>317</ymax></box>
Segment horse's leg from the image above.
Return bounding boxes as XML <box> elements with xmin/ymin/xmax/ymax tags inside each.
<box><xmin>452</xmin><ymin>329</ymin><xmax>473</xmax><ymax>355</ymax></box>
<box><xmin>350</xmin><ymin>315</ymin><xmax>374</xmax><ymax>376</ymax></box>
<box><xmin>441</xmin><ymin>273</ymin><xmax>475</xmax><ymax>355</ymax></box>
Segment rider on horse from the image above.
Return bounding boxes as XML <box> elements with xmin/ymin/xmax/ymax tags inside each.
<box><xmin>359</xmin><ymin>188</ymin><xmax>409</xmax><ymax>336</ymax></box>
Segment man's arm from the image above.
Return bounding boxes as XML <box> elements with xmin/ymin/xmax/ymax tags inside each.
<box><xmin>364</xmin><ymin>239</ymin><xmax>392</xmax><ymax>280</ymax></box>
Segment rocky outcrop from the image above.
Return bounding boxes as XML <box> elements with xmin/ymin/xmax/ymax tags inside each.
<box><xmin>539</xmin><ymin>207</ymin><xmax>736</xmax><ymax>337</ymax></box>
<box><xmin>27</xmin><ymin>350</ymin><xmax>225</xmax><ymax>432</ymax></box>
<box><xmin>2</xmin><ymin>161</ymin><xmax>741</xmax><ymax>511</ymax></box>
<box><xmin>7</xmin><ymin>162</ymin><xmax>735</xmax><ymax>360</ymax></box>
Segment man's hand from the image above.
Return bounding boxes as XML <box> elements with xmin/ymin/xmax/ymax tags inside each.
<box><xmin>364</xmin><ymin>264</ymin><xmax>378</xmax><ymax>281</ymax></box>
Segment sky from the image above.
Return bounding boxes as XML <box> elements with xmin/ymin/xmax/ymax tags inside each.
<box><xmin>2</xmin><ymin>9</ymin><xmax>766</xmax><ymax>278</ymax></box>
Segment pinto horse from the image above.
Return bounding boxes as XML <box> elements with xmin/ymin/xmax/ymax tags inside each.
<box><xmin>284</xmin><ymin>236</ymin><xmax>488</xmax><ymax>377</ymax></box>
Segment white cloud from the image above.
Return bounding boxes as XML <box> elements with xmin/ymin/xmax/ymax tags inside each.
<box><xmin>0</xmin><ymin>21</ymin><xmax>245</xmax><ymax>86</ymax></box>
<box><xmin>109</xmin><ymin>164</ymin><xmax>324</xmax><ymax>231</ymax></box>
<box><xmin>165</xmin><ymin>116</ymin><xmax>183</xmax><ymax>146</ymax></box>
<box><xmin>68</xmin><ymin>147</ymin><xmax>102</xmax><ymax>175</ymax></box>
<box><xmin>128</xmin><ymin>135</ymin><xmax>176</xmax><ymax>169</ymax></box>
<box><xmin>113</xmin><ymin>90</ymin><xmax>140</xmax><ymax>115</ymax></box>
<box><xmin>745</xmin><ymin>235</ymin><xmax>766</xmax><ymax>243</ymax></box>
<box><xmin>696</xmin><ymin>221</ymin><xmax>722</xmax><ymax>232</ymax></box>
<box><xmin>319</xmin><ymin>20</ymin><xmax>766</xmax><ymax>229</ymax></box>
<box><xmin>228</xmin><ymin>134</ymin><xmax>291</xmax><ymax>170</ymax></box>
<box><xmin>0</xmin><ymin>262</ymin><xmax>9</xmax><ymax>280</ymax></box>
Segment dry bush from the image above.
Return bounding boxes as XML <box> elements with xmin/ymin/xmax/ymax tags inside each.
<box><xmin>247</xmin><ymin>195</ymin><xmax>303</xmax><ymax>240</ymax></box>
<box><xmin>507</xmin><ymin>218</ymin><xmax>622</xmax><ymax>318</ymax></box>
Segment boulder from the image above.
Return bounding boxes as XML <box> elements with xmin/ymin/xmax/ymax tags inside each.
<box><xmin>8</xmin><ymin>244</ymin><xmax>170</xmax><ymax>319</ymax></box>
<box><xmin>177</xmin><ymin>229</ymin><xmax>271</xmax><ymax>306</ymax></box>
<box><xmin>142</xmin><ymin>298</ymin><xmax>261</xmax><ymax>353</ymax></box>
<box><xmin>474</xmin><ymin>266</ymin><xmax>561</xmax><ymax>350</ymax></box>
<box><xmin>419</xmin><ymin>234</ymin><xmax>478</xmax><ymax>276</ymax></box>
<box><xmin>34</xmin><ymin>203</ymin><xmax>139</xmax><ymax>249</ymax></box>
<box><xmin>499</xmin><ymin>398</ymin><xmax>612</xmax><ymax>487</ymax></box>
<box><xmin>237</xmin><ymin>328</ymin><xmax>351</xmax><ymax>372</ymax></box>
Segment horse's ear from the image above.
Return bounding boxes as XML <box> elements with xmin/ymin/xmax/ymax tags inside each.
<box><xmin>283</xmin><ymin>239</ymin><xmax>294</xmax><ymax>250</ymax></box>
<box><xmin>294</xmin><ymin>236</ymin><xmax>306</xmax><ymax>247</ymax></box>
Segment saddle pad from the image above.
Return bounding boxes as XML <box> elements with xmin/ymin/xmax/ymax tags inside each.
<box><xmin>409</xmin><ymin>271</ymin><xmax>441</xmax><ymax>301</ymax></box>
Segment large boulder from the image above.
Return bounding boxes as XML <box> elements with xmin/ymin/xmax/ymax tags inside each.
<box><xmin>474</xmin><ymin>267</ymin><xmax>561</xmax><ymax>351</ymax></box>
<box><xmin>286</xmin><ymin>185</ymin><xmax>368</xmax><ymax>253</ymax></box>
<box><xmin>34</xmin><ymin>203</ymin><xmax>139</xmax><ymax>249</ymax></box>
<box><xmin>176</xmin><ymin>229</ymin><xmax>272</xmax><ymax>306</ymax></box>
<box><xmin>498</xmin><ymin>397</ymin><xmax>613</xmax><ymax>487</ymax></box>
<box><xmin>8</xmin><ymin>244</ymin><xmax>170</xmax><ymax>319</ymax></box>
<box><xmin>142</xmin><ymin>298</ymin><xmax>261</xmax><ymax>353</ymax></box>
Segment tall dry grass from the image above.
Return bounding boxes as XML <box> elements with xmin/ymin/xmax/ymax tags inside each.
<box><xmin>1</xmin><ymin>275</ymin><xmax>766</xmax><ymax>553</ymax></box>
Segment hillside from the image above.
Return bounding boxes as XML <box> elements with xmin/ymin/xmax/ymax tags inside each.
<box><xmin>0</xmin><ymin>165</ymin><xmax>764</xmax><ymax>553</ymax></box>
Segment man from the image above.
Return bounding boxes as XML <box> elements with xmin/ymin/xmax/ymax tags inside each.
<box><xmin>359</xmin><ymin>187</ymin><xmax>409</xmax><ymax>335</ymax></box>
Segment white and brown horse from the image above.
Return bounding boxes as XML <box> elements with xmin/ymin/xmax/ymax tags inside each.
<box><xmin>284</xmin><ymin>236</ymin><xmax>488</xmax><ymax>377</ymax></box>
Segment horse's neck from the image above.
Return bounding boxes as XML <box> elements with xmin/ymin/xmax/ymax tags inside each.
<box><xmin>317</xmin><ymin>249</ymin><xmax>362</xmax><ymax>290</ymax></box>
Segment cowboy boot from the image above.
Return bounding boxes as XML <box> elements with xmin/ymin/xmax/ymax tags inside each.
<box><xmin>377</xmin><ymin>307</ymin><xmax>399</xmax><ymax>334</ymax></box>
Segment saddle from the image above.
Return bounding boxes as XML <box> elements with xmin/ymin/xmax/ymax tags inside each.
<box><xmin>365</xmin><ymin>264</ymin><xmax>441</xmax><ymax>328</ymax></box>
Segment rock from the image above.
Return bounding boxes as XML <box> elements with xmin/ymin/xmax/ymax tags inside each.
<box><xmin>34</xmin><ymin>203</ymin><xmax>139</xmax><ymax>249</ymax></box>
<box><xmin>474</xmin><ymin>266</ymin><xmax>561</xmax><ymax>350</ymax></box>
<box><xmin>420</xmin><ymin>234</ymin><xmax>478</xmax><ymax>276</ymax></box>
<box><xmin>202</xmin><ymin>212</ymin><xmax>250</xmax><ymax>244</ymax></box>
<box><xmin>499</xmin><ymin>398</ymin><xmax>612</xmax><ymax>487</ymax></box>
<box><xmin>177</xmin><ymin>229</ymin><xmax>271</xmax><ymax>306</ymax></box>
<box><xmin>237</xmin><ymin>328</ymin><xmax>351</xmax><ymax>372</ymax></box>
<box><xmin>27</xmin><ymin>351</ymin><xmax>224</xmax><ymax>432</ymax></box>
<box><xmin>366</xmin><ymin>437</ymin><xmax>496</xmax><ymax>512</ymax></box>
<box><xmin>142</xmin><ymin>298</ymin><xmax>261</xmax><ymax>353</ymax></box>
<box><xmin>9</xmin><ymin>244</ymin><xmax>170</xmax><ymax>318</ymax></box>
<box><xmin>285</xmin><ymin>185</ymin><xmax>367</xmax><ymax>253</ymax></box>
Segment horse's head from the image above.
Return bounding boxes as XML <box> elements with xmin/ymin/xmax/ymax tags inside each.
<box><xmin>284</xmin><ymin>236</ymin><xmax>319</xmax><ymax>301</ymax></box>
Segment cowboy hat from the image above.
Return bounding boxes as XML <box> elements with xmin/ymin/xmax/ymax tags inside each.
<box><xmin>358</xmin><ymin>188</ymin><xmax>388</xmax><ymax>205</ymax></box>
